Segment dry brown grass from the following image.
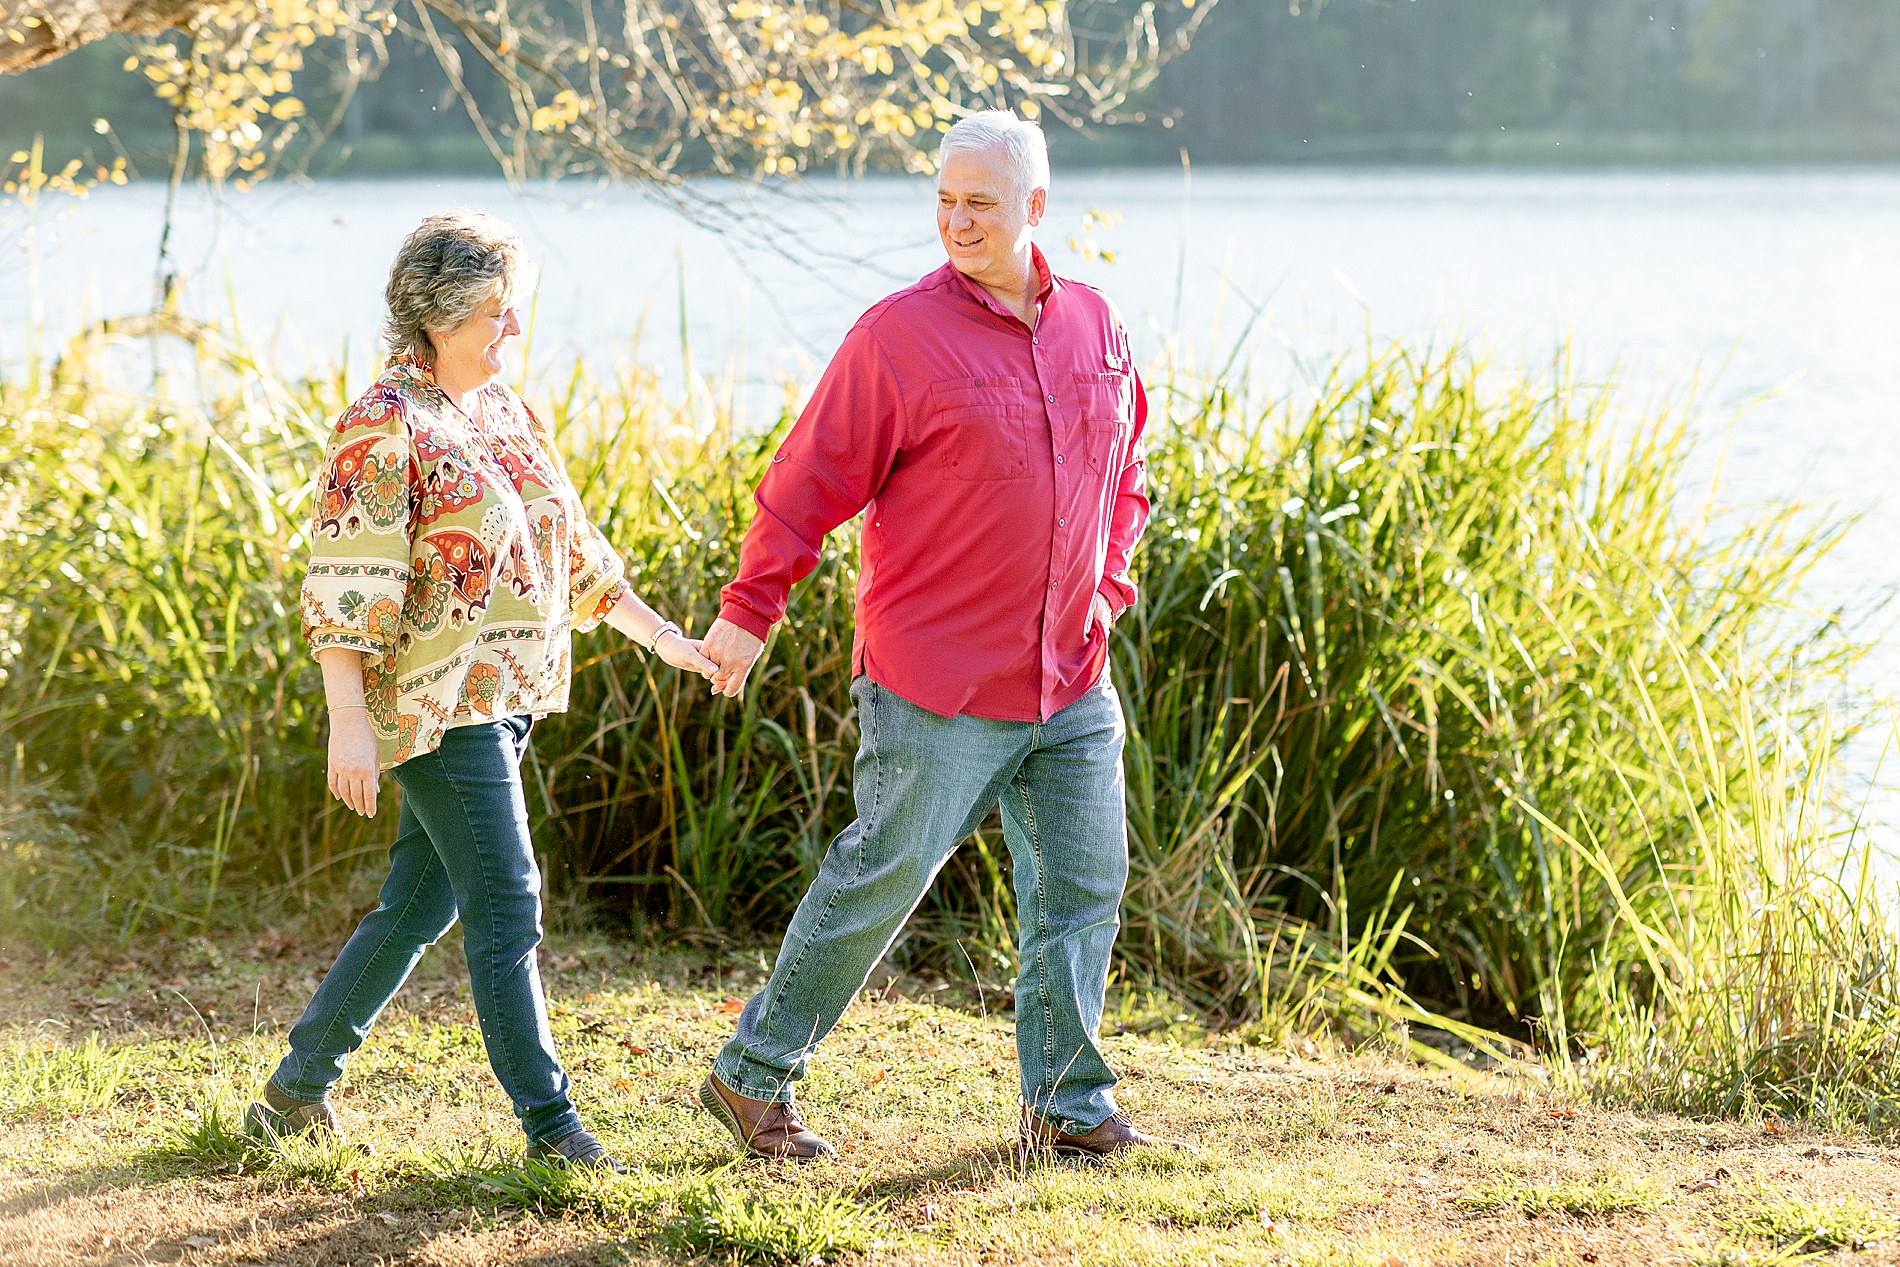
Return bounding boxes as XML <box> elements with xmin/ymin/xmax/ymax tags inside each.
<box><xmin>3</xmin><ymin>931</ymin><xmax>1898</xmax><ymax>1267</ymax></box>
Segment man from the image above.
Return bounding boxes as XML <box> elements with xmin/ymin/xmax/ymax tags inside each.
<box><xmin>694</xmin><ymin>110</ymin><xmax>1167</xmax><ymax>1162</ymax></box>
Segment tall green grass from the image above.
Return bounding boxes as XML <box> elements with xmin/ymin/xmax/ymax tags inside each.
<box><xmin>2</xmin><ymin>325</ymin><xmax>1895</xmax><ymax>1127</ymax></box>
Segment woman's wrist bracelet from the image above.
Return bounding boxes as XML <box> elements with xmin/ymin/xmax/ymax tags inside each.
<box><xmin>329</xmin><ymin>703</ymin><xmax>370</xmax><ymax>713</ymax></box>
<box><xmin>643</xmin><ymin>620</ymin><xmax>682</xmax><ymax>653</ymax></box>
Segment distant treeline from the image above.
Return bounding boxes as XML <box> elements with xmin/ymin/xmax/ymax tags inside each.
<box><xmin>1142</xmin><ymin>0</ymin><xmax>1900</xmax><ymax>163</ymax></box>
<box><xmin>4</xmin><ymin>0</ymin><xmax>1898</xmax><ymax>171</ymax></box>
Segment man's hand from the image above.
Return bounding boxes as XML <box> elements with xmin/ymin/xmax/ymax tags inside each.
<box><xmin>328</xmin><ymin>707</ymin><xmax>381</xmax><ymax>818</ymax></box>
<box><xmin>1091</xmin><ymin>593</ymin><xmax>1116</xmax><ymax>637</ymax></box>
<box><xmin>701</xmin><ymin>618</ymin><xmax>766</xmax><ymax>698</ymax></box>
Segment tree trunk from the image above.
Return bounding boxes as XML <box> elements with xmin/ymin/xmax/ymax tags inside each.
<box><xmin>0</xmin><ymin>0</ymin><xmax>209</xmax><ymax>74</ymax></box>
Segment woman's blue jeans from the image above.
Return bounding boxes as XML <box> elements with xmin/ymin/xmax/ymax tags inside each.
<box><xmin>269</xmin><ymin>715</ymin><xmax>583</xmax><ymax>1146</ymax></box>
<box><xmin>714</xmin><ymin>675</ymin><xmax>1130</xmax><ymax>1136</ymax></box>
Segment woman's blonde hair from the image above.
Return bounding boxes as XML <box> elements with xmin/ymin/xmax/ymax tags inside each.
<box><xmin>382</xmin><ymin>209</ymin><xmax>528</xmax><ymax>365</ymax></box>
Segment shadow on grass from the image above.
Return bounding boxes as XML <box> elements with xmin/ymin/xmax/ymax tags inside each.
<box><xmin>0</xmin><ymin>1167</ymin><xmax>152</xmax><ymax>1219</ymax></box>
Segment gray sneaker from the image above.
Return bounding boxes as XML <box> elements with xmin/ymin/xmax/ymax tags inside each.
<box><xmin>526</xmin><ymin>1128</ymin><xmax>627</xmax><ymax>1173</ymax></box>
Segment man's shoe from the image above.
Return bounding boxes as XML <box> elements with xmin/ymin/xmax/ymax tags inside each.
<box><xmin>526</xmin><ymin>1128</ymin><xmax>627</xmax><ymax>1173</ymax></box>
<box><xmin>698</xmin><ymin>1073</ymin><xmax>837</xmax><ymax>1161</ymax></box>
<box><xmin>1017</xmin><ymin>1107</ymin><xmax>1195</xmax><ymax>1162</ymax></box>
<box><xmin>243</xmin><ymin>1083</ymin><xmax>370</xmax><ymax>1153</ymax></box>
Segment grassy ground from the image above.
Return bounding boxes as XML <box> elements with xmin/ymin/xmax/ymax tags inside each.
<box><xmin>3</xmin><ymin>932</ymin><xmax>1898</xmax><ymax>1267</ymax></box>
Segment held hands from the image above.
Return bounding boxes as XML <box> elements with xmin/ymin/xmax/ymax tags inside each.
<box><xmin>700</xmin><ymin>618</ymin><xmax>765</xmax><ymax>698</ymax></box>
<box><xmin>654</xmin><ymin>630</ymin><xmax>720</xmax><ymax>679</ymax></box>
<box><xmin>327</xmin><ymin>707</ymin><xmax>382</xmax><ymax>818</ymax></box>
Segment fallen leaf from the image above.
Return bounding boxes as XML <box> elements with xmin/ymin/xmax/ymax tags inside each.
<box><xmin>868</xmin><ymin>1066</ymin><xmax>887</xmax><ymax>1086</ymax></box>
<box><xmin>1763</xmin><ymin>1118</ymin><xmax>1785</xmax><ymax>1135</ymax></box>
<box><xmin>717</xmin><ymin>996</ymin><xmax>745</xmax><ymax>1014</ymax></box>
<box><xmin>623</xmin><ymin>1042</ymin><xmax>651</xmax><ymax>1056</ymax></box>
<box><xmin>1379</xmin><ymin>1254</ymin><xmax>1408</xmax><ymax>1267</ymax></box>
<box><xmin>183</xmin><ymin>1235</ymin><xmax>216</xmax><ymax>1249</ymax></box>
<box><xmin>1581</xmin><ymin>1254</ymin><xmax>1599</xmax><ymax>1263</ymax></box>
<box><xmin>1544</xmin><ymin>1107</ymin><xmax>1578</xmax><ymax>1119</ymax></box>
<box><xmin>1260</xmin><ymin>1210</ymin><xmax>1285</xmax><ymax>1235</ymax></box>
<box><xmin>612</xmin><ymin>1078</ymin><xmax>636</xmax><ymax>1092</ymax></box>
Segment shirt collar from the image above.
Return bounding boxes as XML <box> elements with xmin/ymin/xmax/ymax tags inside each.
<box><xmin>1030</xmin><ymin>244</ymin><xmax>1058</xmax><ymax>303</ymax></box>
<box><xmin>385</xmin><ymin>352</ymin><xmax>434</xmax><ymax>392</ymax></box>
<box><xmin>948</xmin><ymin>243</ymin><xmax>1060</xmax><ymax>322</ymax></box>
<box><xmin>386</xmin><ymin>353</ymin><xmax>496</xmax><ymax>409</ymax></box>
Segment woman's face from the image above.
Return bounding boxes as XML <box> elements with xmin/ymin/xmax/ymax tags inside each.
<box><xmin>429</xmin><ymin>291</ymin><xmax>521</xmax><ymax>386</ymax></box>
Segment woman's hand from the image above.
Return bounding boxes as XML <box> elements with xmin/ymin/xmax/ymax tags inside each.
<box><xmin>327</xmin><ymin>707</ymin><xmax>382</xmax><ymax>817</ymax></box>
<box><xmin>655</xmin><ymin>631</ymin><xmax>721</xmax><ymax>680</ymax></box>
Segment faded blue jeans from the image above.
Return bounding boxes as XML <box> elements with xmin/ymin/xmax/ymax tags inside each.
<box><xmin>714</xmin><ymin>675</ymin><xmax>1130</xmax><ymax>1135</ymax></box>
<box><xmin>269</xmin><ymin>715</ymin><xmax>583</xmax><ymax>1147</ymax></box>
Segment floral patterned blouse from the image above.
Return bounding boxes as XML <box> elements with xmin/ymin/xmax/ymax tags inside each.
<box><xmin>301</xmin><ymin>355</ymin><xmax>626</xmax><ymax>770</ymax></box>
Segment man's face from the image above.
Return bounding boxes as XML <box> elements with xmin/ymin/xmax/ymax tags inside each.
<box><xmin>937</xmin><ymin>145</ymin><xmax>1047</xmax><ymax>282</ymax></box>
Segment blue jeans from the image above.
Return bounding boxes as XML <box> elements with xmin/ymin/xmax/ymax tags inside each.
<box><xmin>715</xmin><ymin>676</ymin><xmax>1130</xmax><ymax>1135</ymax></box>
<box><xmin>269</xmin><ymin>715</ymin><xmax>582</xmax><ymax>1146</ymax></box>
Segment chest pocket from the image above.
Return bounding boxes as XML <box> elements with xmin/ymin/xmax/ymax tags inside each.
<box><xmin>929</xmin><ymin>375</ymin><xmax>1030</xmax><ymax>482</ymax></box>
<box><xmin>1074</xmin><ymin>371</ymin><xmax>1130</xmax><ymax>473</ymax></box>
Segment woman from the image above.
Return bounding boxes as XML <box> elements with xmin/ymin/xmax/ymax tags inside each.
<box><xmin>246</xmin><ymin>209</ymin><xmax>716</xmax><ymax>1171</ymax></box>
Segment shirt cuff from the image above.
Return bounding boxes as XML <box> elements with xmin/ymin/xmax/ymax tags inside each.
<box><xmin>1096</xmin><ymin>575</ymin><xmax>1137</xmax><ymax>620</ymax></box>
<box><xmin>306</xmin><ymin>628</ymin><xmax>390</xmax><ymax>659</ymax></box>
<box><xmin>576</xmin><ymin>577</ymin><xmax>628</xmax><ymax>634</ymax></box>
<box><xmin>718</xmin><ymin>600</ymin><xmax>775</xmax><ymax>644</ymax></box>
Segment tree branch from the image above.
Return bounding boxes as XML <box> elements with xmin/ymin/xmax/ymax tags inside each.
<box><xmin>0</xmin><ymin>0</ymin><xmax>211</xmax><ymax>74</ymax></box>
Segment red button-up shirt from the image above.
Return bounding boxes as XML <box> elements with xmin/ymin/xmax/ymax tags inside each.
<box><xmin>718</xmin><ymin>246</ymin><xmax>1150</xmax><ymax>722</ymax></box>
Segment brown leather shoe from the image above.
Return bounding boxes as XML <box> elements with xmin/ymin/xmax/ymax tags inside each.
<box><xmin>1018</xmin><ymin>1106</ymin><xmax>1195</xmax><ymax>1162</ymax></box>
<box><xmin>698</xmin><ymin>1074</ymin><xmax>837</xmax><ymax>1161</ymax></box>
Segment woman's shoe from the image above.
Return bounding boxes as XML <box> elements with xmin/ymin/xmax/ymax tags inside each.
<box><xmin>527</xmin><ymin>1128</ymin><xmax>627</xmax><ymax>1173</ymax></box>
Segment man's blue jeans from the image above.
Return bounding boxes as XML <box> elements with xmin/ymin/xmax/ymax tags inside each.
<box><xmin>269</xmin><ymin>715</ymin><xmax>583</xmax><ymax>1146</ymax></box>
<box><xmin>714</xmin><ymin>675</ymin><xmax>1130</xmax><ymax>1135</ymax></box>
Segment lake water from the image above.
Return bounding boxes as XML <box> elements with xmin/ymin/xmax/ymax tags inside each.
<box><xmin>10</xmin><ymin>167</ymin><xmax>1900</xmax><ymax>833</ymax></box>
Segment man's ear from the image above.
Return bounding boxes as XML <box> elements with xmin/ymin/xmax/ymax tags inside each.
<box><xmin>1027</xmin><ymin>186</ymin><xmax>1048</xmax><ymax>227</ymax></box>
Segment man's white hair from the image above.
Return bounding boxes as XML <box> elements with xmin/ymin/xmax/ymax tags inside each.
<box><xmin>939</xmin><ymin>110</ymin><xmax>1050</xmax><ymax>203</ymax></box>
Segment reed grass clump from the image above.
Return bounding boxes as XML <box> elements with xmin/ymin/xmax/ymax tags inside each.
<box><xmin>1</xmin><ymin>326</ymin><xmax>1894</xmax><ymax>1128</ymax></box>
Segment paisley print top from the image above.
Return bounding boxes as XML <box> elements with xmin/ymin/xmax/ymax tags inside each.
<box><xmin>301</xmin><ymin>356</ymin><xmax>626</xmax><ymax>770</ymax></box>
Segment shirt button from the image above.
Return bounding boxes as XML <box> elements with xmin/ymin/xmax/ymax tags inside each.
<box><xmin>1056</xmin><ymin>454</ymin><xmax>1065</xmax><ymax>464</ymax></box>
<box><xmin>1058</xmin><ymin>517</ymin><xmax>1066</xmax><ymax>526</ymax></box>
<box><xmin>1047</xmin><ymin>394</ymin><xmax>1056</xmax><ymax>403</ymax></box>
<box><xmin>1051</xmin><ymin>582</ymin><xmax>1058</xmax><ymax>590</ymax></box>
